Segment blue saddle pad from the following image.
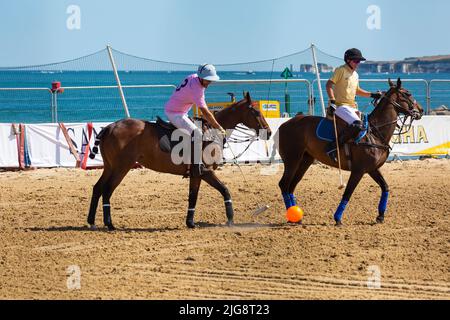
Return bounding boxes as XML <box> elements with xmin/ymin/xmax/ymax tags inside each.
<box><xmin>315</xmin><ymin>114</ymin><xmax>369</xmax><ymax>143</ymax></box>
<box><xmin>316</xmin><ymin>118</ymin><xmax>335</xmax><ymax>142</ymax></box>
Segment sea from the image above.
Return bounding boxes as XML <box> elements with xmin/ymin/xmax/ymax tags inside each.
<box><xmin>0</xmin><ymin>70</ymin><xmax>449</xmax><ymax>124</ymax></box>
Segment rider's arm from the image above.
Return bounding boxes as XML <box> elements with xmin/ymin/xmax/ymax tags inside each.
<box><xmin>326</xmin><ymin>80</ymin><xmax>336</xmax><ymax>102</ymax></box>
<box><xmin>327</xmin><ymin>67</ymin><xmax>343</xmax><ymax>103</ymax></box>
<box><xmin>194</xmin><ymin>93</ymin><xmax>225</xmax><ymax>133</ymax></box>
<box><xmin>357</xmin><ymin>86</ymin><xmax>382</xmax><ymax>99</ymax></box>
<box><xmin>356</xmin><ymin>86</ymin><xmax>372</xmax><ymax>98</ymax></box>
<box><xmin>201</xmin><ymin>107</ymin><xmax>224</xmax><ymax>131</ymax></box>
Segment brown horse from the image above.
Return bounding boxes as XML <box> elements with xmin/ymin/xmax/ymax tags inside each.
<box><xmin>277</xmin><ymin>78</ymin><xmax>423</xmax><ymax>225</ymax></box>
<box><xmin>87</xmin><ymin>92</ymin><xmax>271</xmax><ymax>230</ymax></box>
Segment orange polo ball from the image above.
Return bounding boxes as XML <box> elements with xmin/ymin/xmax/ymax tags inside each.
<box><xmin>286</xmin><ymin>206</ymin><xmax>304</xmax><ymax>223</ymax></box>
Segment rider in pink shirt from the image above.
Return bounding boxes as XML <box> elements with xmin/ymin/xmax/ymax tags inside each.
<box><xmin>165</xmin><ymin>73</ymin><xmax>208</xmax><ymax>114</ymax></box>
<box><xmin>164</xmin><ymin>64</ymin><xmax>226</xmax><ymax>176</ymax></box>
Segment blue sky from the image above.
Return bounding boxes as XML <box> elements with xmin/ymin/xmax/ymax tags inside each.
<box><xmin>1</xmin><ymin>0</ymin><xmax>450</xmax><ymax>66</ymax></box>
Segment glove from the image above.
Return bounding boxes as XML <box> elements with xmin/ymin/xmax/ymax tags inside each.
<box><xmin>370</xmin><ymin>92</ymin><xmax>382</xmax><ymax>100</ymax></box>
<box><xmin>218</xmin><ymin>127</ymin><xmax>227</xmax><ymax>146</ymax></box>
<box><xmin>329</xmin><ymin>99</ymin><xmax>337</xmax><ymax>110</ymax></box>
<box><xmin>218</xmin><ymin>127</ymin><xmax>227</xmax><ymax>136</ymax></box>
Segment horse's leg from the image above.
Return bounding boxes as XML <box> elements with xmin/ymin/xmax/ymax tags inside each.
<box><xmin>278</xmin><ymin>154</ymin><xmax>303</xmax><ymax>209</ymax></box>
<box><xmin>186</xmin><ymin>176</ymin><xmax>202</xmax><ymax>228</ymax></box>
<box><xmin>101</xmin><ymin>163</ymin><xmax>133</xmax><ymax>231</ymax></box>
<box><xmin>201</xmin><ymin>171</ymin><xmax>234</xmax><ymax>226</ymax></box>
<box><xmin>87</xmin><ymin>168</ymin><xmax>111</xmax><ymax>228</ymax></box>
<box><xmin>368</xmin><ymin>169</ymin><xmax>389</xmax><ymax>224</ymax></box>
<box><xmin>287</xmin><ymin>153</ymin><xmax>314</xmax><ymax>208</ymax></box>
<box><xmin>334</xmin><ymin>170</ymin><xmax>365</xmax><ymax>226</ymax></box>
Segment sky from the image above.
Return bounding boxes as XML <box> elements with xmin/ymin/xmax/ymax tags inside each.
<box><xmin>1</xmin><ymin>0</ymin><xmax>450</xmax><ymax>67</ymax></box>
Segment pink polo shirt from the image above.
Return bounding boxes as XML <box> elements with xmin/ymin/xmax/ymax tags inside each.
<box><xmin>164</xmin><ymin>74</ymin><xmax>208</xmax><ymax>114</ymax></box>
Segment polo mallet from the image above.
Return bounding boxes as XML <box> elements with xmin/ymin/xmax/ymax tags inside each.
<box><xmin>333</xmin><ymin>114</ymin><xmax>346</xmax><ymax>190</ymax></box>
<box><xmin>224</xmin><ymin>135</ymin><xmax>269</xmax><ymax>216</ymax></box>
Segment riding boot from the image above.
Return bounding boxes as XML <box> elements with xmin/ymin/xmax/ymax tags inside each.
<box><xmin>326</xmin><ymin>120</ymin><xmax>363</xmax><ymax>162</ymax></box>
<box><xmin>326</xmin><ymin>141</ymin><xmax>338</xmax><ymax>162</ymax></box>
<box><xmin>190</xmin><ymin>131</ymin><xmax>207</xmax><ymax>177</ymax></box>
<box><xmin>190</xmin><ymin>155</ymin><xmax>206</xmax><ymax>177</ymax></box>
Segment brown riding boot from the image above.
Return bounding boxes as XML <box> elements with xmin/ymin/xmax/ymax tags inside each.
<box><xmin>189</xmin><ymin>132</ymin><xmax>208</xmax><ymax>177</ymax></box>
<box><xmin>326</xmin><ymin>120</ymin><xmax>364</xmax><ymax>162</ymax></box>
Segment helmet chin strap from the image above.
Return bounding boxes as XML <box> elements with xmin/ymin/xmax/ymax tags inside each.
<box><xmin>199</xmin><ymin>78</ymin><xmax>210</xmax><ymax>88</ymax></box>
<box><xmin>345</xmin><ymin>60</ymin><xmax>355</xmax><ymax>71</ymax></box>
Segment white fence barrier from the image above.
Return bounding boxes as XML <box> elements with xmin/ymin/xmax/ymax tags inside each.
<box><xmin>0</xmin><ymin>116</ymin><xmax>449</xmax><ymax>169</ymax></box>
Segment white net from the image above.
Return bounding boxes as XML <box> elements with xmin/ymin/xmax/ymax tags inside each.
<box><xmin>0</xmin><ymin>45</ymin><xmax>439</xmax><ymax>123</ymax></box>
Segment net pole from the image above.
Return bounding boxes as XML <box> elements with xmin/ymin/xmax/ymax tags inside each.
<box><xmin>106</xmin><ymin>45</ymin><xmax>130</xmax><ymax>118</ymax></box>
<box><xmin>311</xmin><ymin>44</ymin><xmax>326</xmax><ymax>116</ymax></box>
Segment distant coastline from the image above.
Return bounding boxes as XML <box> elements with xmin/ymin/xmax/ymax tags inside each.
<box><xmin>299</xmin><ymin>55</ymin><xmax>450</xmax><ymax>74</ymax></box>
<box><xmin>359</xmin><ymin>54</ymin><xmax>450</xmax><ymax>74</ymax></box>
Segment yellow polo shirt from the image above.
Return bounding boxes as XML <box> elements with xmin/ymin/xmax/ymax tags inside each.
<box><xmin>329</xmin><ymin>64</ymin><xmax>360</xmax><ymax>108</ymax></box>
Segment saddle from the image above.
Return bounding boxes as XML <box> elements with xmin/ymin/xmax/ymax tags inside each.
<box><xmin>154</xmin><ymin>116</ymin><xmax>216</xmax><ymax>154</ymax></box>
<box><xmin>316</xmin><ymin>113</ymin><xmax>369</xmax><ymax>143</ymax></box>
<box><xmin>154</xmin><ymin>116</ymin><xmax>185</xmax><ymax>153</ymax></box>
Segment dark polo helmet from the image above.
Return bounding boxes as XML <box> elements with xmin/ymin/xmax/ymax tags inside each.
<box><xmin>344</xmin><ymin>48</ymin><xmax>366</xmax><ymax>62</ymax></box>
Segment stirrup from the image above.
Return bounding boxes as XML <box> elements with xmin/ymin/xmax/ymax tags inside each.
<box><xmin>327</xmin><ymin>148</ymin><xmax>338</xmax><ymax>162</ymax></box>
<box><xmin>190</xmin><ymin>163</ymin><xmax>207</xmax><ymax>177</ymax></box>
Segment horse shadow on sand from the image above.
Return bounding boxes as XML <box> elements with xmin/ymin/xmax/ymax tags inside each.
<box><xmin>25</xmin><ymin>225</ymin><xmax>181</xmax><ymax>233</ymax></box>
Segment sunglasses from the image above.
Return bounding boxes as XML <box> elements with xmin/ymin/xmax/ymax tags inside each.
<box><xmin>352</xmin><ymin>60</ymin><xmax>362</xmax><ymax>64</ymax></box>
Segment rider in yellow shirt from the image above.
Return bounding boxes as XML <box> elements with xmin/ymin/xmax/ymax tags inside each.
<box><xmin>325</xmin><ymin>48</ymin><xmax>381</xmax><ymax>161</ymax></box>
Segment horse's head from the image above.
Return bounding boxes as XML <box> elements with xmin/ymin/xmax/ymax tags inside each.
<box><xmin>385</xmin><ymin>78</ymin><xmax>424</xmax><ymax>120</ymax></box>
<box><xmin>232</xmin><ymin>92</ymin><xmax>272</xmax><ymax>139</ymax></box>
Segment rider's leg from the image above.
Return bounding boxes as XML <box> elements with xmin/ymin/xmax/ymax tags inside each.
<box><xmin>190</xmin><ymin>127</ymin><xmax>207</xmax><ymax>177</ymax></box>
<box><xmin>166</xmin><ymin>112</ymin><xmax>205</xmax><ymax>176</ymax></box>
<box><xmin>327</xmin><ymin>105</ymin><xmax>363</xmax><ymax>162</ymax></box>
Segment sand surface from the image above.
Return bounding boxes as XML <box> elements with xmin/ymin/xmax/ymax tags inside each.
<box><xmin>0</xmin><ymin>159</ymin><xmax>449</xmax><ymax>299</ymax></box>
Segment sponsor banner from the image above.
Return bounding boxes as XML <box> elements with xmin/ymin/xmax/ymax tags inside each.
<box><xmin>0</xmin><ymin>116</ymin><xmax>448</xmax><ymax>168</ymax></box>
<box><xmin>26</xmin><ymin>123</ymin><xmax>77</xmax><ymax>167</ymax></box>
<box><xmin>390</xmin><ymin>116</ymin><xmax>450</xmax><ymax>156</ymax></box>
<box><xmin>0</xmin><ymin>124</ymin><xmax>20</xmax><ymax>167</ymax></box>
<box><xmin>9</xmin><ymin>122</ymin><xmax>108</xmax><ymax>168</ymax></box>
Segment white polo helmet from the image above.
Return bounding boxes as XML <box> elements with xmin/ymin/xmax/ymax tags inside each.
<box><xmin>197</xmin><ymin>64</ymin><xmax>220</xmax><ymax>81</ymax></box>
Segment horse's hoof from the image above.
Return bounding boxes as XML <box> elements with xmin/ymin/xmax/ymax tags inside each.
<box><xmin>335</xmin><ymin>220</ymin><xmax>343</xmax><ymax>227</ymax></box>
<box><xmin>106</xmin><ymin>224</ymin><xmax>116</xmax><ymax>231</ymax></box>
<box><xmin>186</xmin><ymin>220</ymin><xmax>195</xmax><ymax>229</ymax></box>
<box><xmin>89</xmin><ymin>224</ymin><xmax>98</xmax><ymax>231</ymax></box>
<box><xmin>226</xmin><ymin>220</ymin><xmax>234</xmax><ymax>227</ymax></box>
<box><xmin>376</xmin><ymin>216</ymin><xmax>385</xmax><ymax>224</ymax></box>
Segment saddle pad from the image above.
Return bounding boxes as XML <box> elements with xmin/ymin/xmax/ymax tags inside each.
<box><xmin>316</xmin><ymin>118</ymin><xmax>336</xmax><ymax>142</ymax></box>
<box><xmin>316</xmin><ymin>116</ymin><xmax>368</xmax><ymax>143</ymax></box>
<box><xmin>151</xmin><ymin>120</ymin><xmax>185</xmax><ymax>153</ymax></box>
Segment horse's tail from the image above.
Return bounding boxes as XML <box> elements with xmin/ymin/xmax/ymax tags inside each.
<box><xmin>89</xmin><ymin>127</ymin><xmax>107</xmax><ymax>159</ymax></box>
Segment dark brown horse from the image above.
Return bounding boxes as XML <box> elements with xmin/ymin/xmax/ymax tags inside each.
<box><xmin>277</xmin><ymin>78</ymin><xmax>423</xmax><ymax>225</ymax></box>
<box><xmin>87</xmin><ymin>92</ymin><xmax>271</xmax><ymax>230</ymax></box>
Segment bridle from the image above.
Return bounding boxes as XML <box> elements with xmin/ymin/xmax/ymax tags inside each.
<box><xmin>248</xmin><ymin>102</ymin><xmax>271</xmax><ymax>133</ymax></box>
<box><xmin>220</xmin><ymin>100</ymin><xmax>271</xmax><ymax>161</ymax></box>
<box><xmin>367</xmin><ymin>87</ymin><xmax>422</xmax><ymax>149</ymax></box>
<box><xmin>227</xmin><ymin>102</ymin><xmax>270</xmax><ymax>143</ymax></box>
<box><xmin>371</xmin><ymin>88</ymin><xmax>420</xmax><ymax>135</ymax></box>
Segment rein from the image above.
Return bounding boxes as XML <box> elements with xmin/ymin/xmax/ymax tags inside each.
<box><xmin>213</xmin><ymin>101</ymin><xmax>269</xmax><ymax>161</ymax></box>
<box><xmin>362</xmin><ymin>89</ymin><xmax>417</xmax><ymax>150</ymax></box>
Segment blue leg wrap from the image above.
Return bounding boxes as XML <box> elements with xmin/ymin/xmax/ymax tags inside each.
<box><xmin>282</xmin><ymin>193</ymin><xmax>296</xmax><ymax>209</ymax></box>
<box><xmin>334</xmin><ymin>199</ymin><xmax>348</xmax><ymax>222</ymax></box>
<box><xmin>289</xmin><ymin>194</ymin><xmax>297</xmax><ymax>207</ymax></box>
<box><xmin>378</xmin><ymin>191</ymin><xmax>389</xmax><ymax>215</ymax></box>
<box><xmin>282</xmin><ymin>193</ymin><xmax>291</xmax><ymax>209</ymax></box>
